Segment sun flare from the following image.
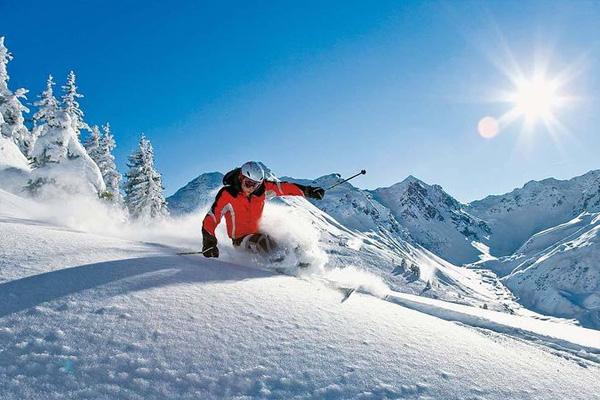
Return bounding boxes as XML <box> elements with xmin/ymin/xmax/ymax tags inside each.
<box><xmin>489</xmin><ymin>60</ymin><xmax>580</xmax><ymax>140</ymax></box>
<box><xmin>480</xmin><ymin>42</ymin><xmax>584</xmax><ymax>142</ymax></box>
<box><xmin>510</xmin><ymin>76</ymin><xmax>561</xmax><ymax>123</ymax></box>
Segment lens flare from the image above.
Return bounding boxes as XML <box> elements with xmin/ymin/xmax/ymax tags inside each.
<box><xmin>478</xmin><ymin>116</ymin><xmax>499</xmax><ymax>139</ymax></box>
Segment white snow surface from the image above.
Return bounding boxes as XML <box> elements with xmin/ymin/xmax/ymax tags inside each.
<box><xmin>1</xmin><ymin>189</ymin><xmax>600</xmax><ymax>399</ymax></box>
<box><xmin>269</xmin><ymin>196</ymin><xmax>518</xmax><ymax>312</ymax></box>
<box><xmin>0</xmin><ymin>134</ymin><xmax>29</xmax><ymax>171</ymax></box>
<box><xmin>0</xmin><ymin>134</ymin><xmax>30</xmax><ymax>194</ymax></box>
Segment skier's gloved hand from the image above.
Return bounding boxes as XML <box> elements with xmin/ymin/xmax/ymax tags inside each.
<box><xmin>202</xmin><ymin>228</ymin><xmax>219</xmax><ymax>258</ymax></box>
<box><xmin>304</xmin><ymin>186</ymin><xmax>325</xmax><ymax>200</ymax></box>
<box><xmin>203</xmin><ymin>246</ymin><xmax>219</xmax><ymax>258</ymax></box>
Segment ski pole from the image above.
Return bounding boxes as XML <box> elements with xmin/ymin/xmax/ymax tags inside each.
<box><xmin>325</xmin><ymin>169</ymin><xmax>366</xmax><ymax>190</ymax></box>
<box><xmin>177</xmin><ymin>247</ymin><xmax>215</xmax><ymax>256</ymax></box>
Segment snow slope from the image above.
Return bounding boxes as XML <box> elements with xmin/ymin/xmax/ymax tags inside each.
<box><xmin>273</xmin><ymin>196</ymin><xmax>517</xmax><ymax>312</ymax></box>
<box><xmin>476</xmin><ymin>212</ymin><xmax>600</xmax><ymax>328</ymax></box>
<box><xmin>1</xmin><ymin>190</ymin><xmax>600</xmax><ymax>399</ymax></box>
<box><xmin>0</xmin><ymin>134</ymin><xmax>30</xmax><ymax>194</ymax></box>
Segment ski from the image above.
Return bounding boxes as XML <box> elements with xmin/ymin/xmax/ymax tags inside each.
<box><xmin>340</xmin><ymin>287</ymin><xmax>355</xmax><ymax>303</ymax></box>
<box><xmin>179</xmin><ymin>250</ymin><xmax>357</xmax><ymax>303</ymax></box>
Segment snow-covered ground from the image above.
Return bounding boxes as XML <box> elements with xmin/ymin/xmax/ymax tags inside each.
<box><xmin>0</xmin><ymin>135</ymin><xmax>30</xmax><ymax>194</ymax></box>
<box><xmin>2</xmin><ymin>189</ymin><xmax>600</xmax><ymax>399</ymax></box>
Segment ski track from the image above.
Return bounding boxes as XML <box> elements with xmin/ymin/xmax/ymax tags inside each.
<box><xmin>383</xmin><ymin>292</ymin><xmax>600</xmax><ymax>364</ymax></box>
<box><xmin>2</xmin><ymin>217</ymin><xmax>600</xmax><ymax>399</ymax></box>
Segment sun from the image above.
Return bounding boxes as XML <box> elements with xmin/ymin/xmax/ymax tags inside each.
<box><xmin>490</xmin><ymin>62</ymin><xmax>579</xmax><ymax>138</ymax></box>
<box><xmin>510</xmin><ymin>75</ymin><xmax>561</xmax><ymax>123</ymax></box>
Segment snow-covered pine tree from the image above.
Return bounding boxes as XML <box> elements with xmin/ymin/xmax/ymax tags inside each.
<box><xmin>96</xmin><ymin>123</ymin><xmax>123</xmax><ymax>204</ymax></box>
<box><xmin>123</xmin><ymin>135</ymin><xmax>168</xmax><ymax>220</ymax></box>
<box><xmin>31</xmin><ymin>74</ymin><xmax>60</xmax><ymax>149</ymax></box>
<box><xmin>0</xmin><ymin>36</ymin><xmax>32</xmax><ymax>156</ymax></box>
<box><xmin>33</xmin><ymin>75</ymin><xmax>60</xmax><ymax>128</ymax></box>
<box><xmin>28</xmin><ymin>110</ymin><xmax>105</xmax><ymax>196</ymax></box>
<box><xmin>391</xmin><ymin>258</ymin><xmax>407</xmax><ymax>276</ymax></box>
<box><xmin>83</xmin><ymin>124</ymin><xmax>102</xmax><ymax>162</ymax></box>
<box><xmin>409</xmin><ymin>263</ymin><xmax>420</xmax><ymax>279</ymax></box>
<box><xmin>61</xmin><ymin>70</ymin><xmax>89</xmax><ymax>138</ymax></box>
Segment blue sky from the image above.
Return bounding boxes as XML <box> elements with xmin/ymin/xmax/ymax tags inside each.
<box><xmin>2</xmin><ymin>0</ymin><xmax>600</xmax><ymax>201</ymax></box>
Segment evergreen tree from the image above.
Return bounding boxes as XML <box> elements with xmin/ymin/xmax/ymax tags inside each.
<box><xmin>124</xmin><ymin>135</ymin><xmax>168</xmax><ymax>220</ymax></box>
<box><xmin>409</xmin><ymin>263</ymin><xmax>420</xmax><ymax>279</ymax></box>
<box><xmin>28</xmin><ymin>110</ymin><xmax>105</xmax><ymax>195</ymax></box>
<box><xmin>61</xmin><ymin>70</ymin><xmax>89</xmax><ymax>138</ymax></box>
<box><xmin>97</xmin><ymin>123</ymin><xmax>123</xmax><ymax>204</ymax></box>
<box><xmin>30</xmin><ymin>111</ymin><xmax>72</xmax><ymax>170</ymax></box>
<box><xmin>0</xmin><ymin>36</ymin><xmax>32</xmax><ymax>156</ymax></box>
<box><xmin>83</xmin><ymin>124</ymin><xmax>102</xmax><ymax>162</ymax></box>
<box><xmin>33</xmin><ymin>74</ymin><xmax>60</xmax><ymax>128</ymax></box>
<box><xmin>400</xmin><ymin>258</ymin><xmax>407</xmax><ymax>270</ymax></box>
<box><xmin>0</xmin><ymin>37</ymin><xmax>9</xmax><ymax>95</ymax></box>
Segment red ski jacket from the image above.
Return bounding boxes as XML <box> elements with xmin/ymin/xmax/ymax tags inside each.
<box><xmin>202</xmin><ymin>168</ymin><xmax>306</xmax><ymax>241</ymax></box>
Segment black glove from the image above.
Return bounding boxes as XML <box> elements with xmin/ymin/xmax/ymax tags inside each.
<box><xmin>304</xmin><ymin>186</ymin><xmax>325</xmax><ymax>200</ymax></box>
<box><xmin>202</xmin><ymin>228</ymin><xmax>219</xmax><ymax>258</ymax></box>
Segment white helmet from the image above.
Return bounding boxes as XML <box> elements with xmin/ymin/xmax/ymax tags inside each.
<box><xmin>240</xmin><ymin>161</ymin><xmax>265</xmax><ymax>183</ymax></box>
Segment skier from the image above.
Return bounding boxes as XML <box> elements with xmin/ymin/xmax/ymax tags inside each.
<box><xmin>201</xmin><ymin>161</ymin><xmax>325</xmax><ymax>258</ymax></box>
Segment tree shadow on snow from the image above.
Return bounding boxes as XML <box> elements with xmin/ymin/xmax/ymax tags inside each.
<box><xmin>0</xmin><ymin>255</ymin><xmax>275</xmax><ymax>318</ymax></box>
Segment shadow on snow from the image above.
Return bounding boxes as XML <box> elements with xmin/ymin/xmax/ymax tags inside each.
<box><xmin>0</xmin><ymin>255</ymin><xmax>275</xmax><ymax>318</ymax></box>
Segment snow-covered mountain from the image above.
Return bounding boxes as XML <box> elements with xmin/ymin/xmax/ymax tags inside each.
<box><xmin>459</xmin><ymin>171</ymin><xmax>600</xmax><ymax>328</ymax></box>
<box><xmin>167</xmin><ymin>172</ymin><xmax>224</xmax><ymax>215</ymax></box>
<box><xmin>1</xmin><ymin>187</ymin><xmax>600</xmax><ymax>399</ymax></box>
<box><xmin>473</xmin><ymin>212</ymin><xmax>600</xmax><ymax>328</ymax></box>
<box><xmin>284</xmin><ymin>173</ymin><xmax>407</xmax><ymax>237</ymax></box>
<box><xmin>468</xmin><ymin>170</ymin><xmax>600</xmax><ymax>256</ymax></box>
<box><xmin>372</xmin><ymin>176</ymin><xmax>491</xmax><ymax>265</ymax></box>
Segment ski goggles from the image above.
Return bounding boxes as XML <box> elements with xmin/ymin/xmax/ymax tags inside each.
<box><xmin>240</xmin><ymin>175</ymin><xmax>261</xmax><ymax>190</ymax></box>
